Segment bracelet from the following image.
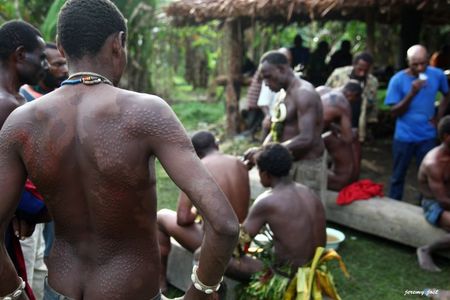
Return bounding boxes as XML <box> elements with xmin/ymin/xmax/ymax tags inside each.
<box><xmin>0</xmin><ymin>277</ymin><xmax>25</xmax><ymax>300</ymax></box>
<box><xmin>190</xmin><ymin>265</ymin><xmax>223</xmax><ymax>294</ymax></box>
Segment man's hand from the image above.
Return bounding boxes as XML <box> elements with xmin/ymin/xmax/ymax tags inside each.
<box><xmin>262</xmin><ymin>115</ymin><xmax>271</xmax><ymax>130</ymax></box>
<box><xmin>11</xmin><ymin>216</ymin><xmax>35</xmax><ymax>240</ymax></box>
<box><xmin>243</xmin><ymin>147</ymin><xmax>260</xmax><ymax>170</ymax></box>
<box><xmin>411</xmin><ymin>79</ymin><xmax>426</xmax><ymax>95</ymax></box>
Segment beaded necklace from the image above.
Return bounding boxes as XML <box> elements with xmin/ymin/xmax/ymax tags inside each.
<box><xmin>61</xmin><ymin>72</ymin><xmax>113</xmax><ymax>86</ymax></box>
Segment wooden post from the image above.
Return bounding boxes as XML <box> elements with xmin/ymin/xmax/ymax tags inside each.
<box><xmin>365</xmin><ymin>8</ymin><xmax>375</xmax><ymax>55</ymax></box>
<box><xmin>225</xmin><ymin>19</ymin><xmax>243</xmax><ymax>136</ymax></box>
<box><xmin>398</xmin><ymin>5</ymin><xmax>423</xmax><ymax>69</ymax></box>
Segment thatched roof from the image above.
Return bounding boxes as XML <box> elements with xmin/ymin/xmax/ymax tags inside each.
<box><xmin>164</xmin><ymin>0</ymin><xmax>450</xmax><ymax>26</ymax></box>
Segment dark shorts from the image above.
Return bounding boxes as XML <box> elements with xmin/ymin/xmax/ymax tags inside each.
<box><xmin>44</xmin><ymin>278</ymin><xmax>162</xmax><ymax>300</ymax></box>
<box><xmin>422</xmin><ymin>198</ymin><xmax>444</xmax><ymax>226</ymax></box>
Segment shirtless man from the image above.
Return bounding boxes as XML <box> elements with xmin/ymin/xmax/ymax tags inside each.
<box><xmin>246</xmin><ymin>51</ymin><xmax>325</xmax><ymax>197</ymax></box>
<box><xmin>318</xmin><ymin>82</ymin><xmax>362</xmax><ymax>190</ymax></box>
<box><xmin>0</xmin><ymin>20</ymin><xmax>47</xmax><ymax>300</ymax></box>
<box><xmin>157</xmin><ymin>131</ymin><xmax>250</xmax><ymax>291</ymax></box>
<box><xmin>228</xmin><ymin>143</ymin><xmax>326</xmax><ymax>280</ymax></box>
<box><xmin>0</xmin><ymin>1</ymin><xmax>238</xmax><ymax>300</ymax></box>
<box><xmin>417</xmin><ymin>116</ymin><xmax>450</xmax><ymax>272</ymax></box>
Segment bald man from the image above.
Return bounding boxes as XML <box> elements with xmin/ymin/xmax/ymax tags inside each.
<box><xmin>385</xmin><ymin>45</ymin><xmax>450</xmax><ymax>200</ymax></box>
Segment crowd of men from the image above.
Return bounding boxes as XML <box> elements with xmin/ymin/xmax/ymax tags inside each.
<box><xmin>0</xmin><ymin>0</ymin><xmax>449</xmax><ymax>299</ymax></box>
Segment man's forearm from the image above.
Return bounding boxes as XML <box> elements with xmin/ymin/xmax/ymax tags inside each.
<box><xmin>390</xmin><ymin>92</ymin><xmax>416</xmax><ymax>117</ymax></box>
<box><xmin>0</xmin><ymin>247</ymin><xmax>23</xmax><ymax>296</ymax></box>
<box><xmin>196</xmin><ymin>220</ymin><xmax>238</xmax><ymax>282</ymax></box>
<box><xmin>185</xmin><ymin>219</ymin><xmax>238</xmax><ymax>299</ymax></box>
<box><xmin>282</xmin><ymin>135</ymin><xmax>313</xmax><ymax>155</ymax></box>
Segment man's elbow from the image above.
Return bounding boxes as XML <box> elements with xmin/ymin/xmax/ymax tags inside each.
<box><xmin>211</xmin><ymin>215</ymin><xmax>240</xmax><ymax>240</ymax></box>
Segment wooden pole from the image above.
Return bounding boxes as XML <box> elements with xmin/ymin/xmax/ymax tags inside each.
<box><xmin>225</xmin><ymin>19</ymin><xmax>243</xmax><ymax>136</ymax></box>
<box><xmin>365</xmin><ymin>8</ymin><xmax>375</xmax><ymax>55</ymax></box>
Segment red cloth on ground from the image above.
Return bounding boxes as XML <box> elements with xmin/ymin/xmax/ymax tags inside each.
<box><xmin>336</xmin><ymin>179</ymin><xmax>384</xmax><ymax>205</ymax></box>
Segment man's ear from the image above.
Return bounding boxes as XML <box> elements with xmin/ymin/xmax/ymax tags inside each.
<box><xmin>112</xmin><ymin>31</ymin><xmax>126</xmax><ymax>55</ymax></box>
<box><xmin>14</xmin><ymin>46</ymin><xmax>26</xmax><ymax>62</ymax></box>
<box><xmin>56</xmin><ymin>35</ymin><xmax>66</xmax><ymax>58</ymax></box>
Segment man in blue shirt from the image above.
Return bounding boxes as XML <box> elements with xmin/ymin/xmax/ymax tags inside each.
<box><xmin>385</xmin><ymin>45</ymin><xmax>449</xmax><ymax>200</ymax></box>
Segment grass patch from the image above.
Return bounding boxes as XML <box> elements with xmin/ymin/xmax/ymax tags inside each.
<box><xmin>172</xmin><ymin>101</ymin><xmax>225</xmax><ymax>131</ymax></box>
<box><xmin>330</xmin><ymin>223</ymin><xmax>450</xmax><ymax>299</ymax></box>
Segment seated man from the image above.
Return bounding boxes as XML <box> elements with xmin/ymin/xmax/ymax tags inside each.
<box><xmin>417</xmin><ymin>116</ymin><xmax>450</xmax><ymax>272</ymax></box>
<box><xmin>318</xmin><ymin>82</ymin><xmax>363</xmax><ymax>190</ymax></box>
<box><xmin>157</xmin><ymin>131</ymin><xmax>250</xmax><ymax>291</ymax></box>
<box><xmin>227</xmin><ymin>143</ymin><xmax>326</xmax><ymax>282</ymax></box>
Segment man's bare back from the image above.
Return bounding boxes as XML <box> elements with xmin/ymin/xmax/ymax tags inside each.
<box><xmin>255</xmin><ymin>181</ymin><xmax>326</xmax><ymax>268</ymax></box>
<box><xmin>0</xmin><ymin>2</ymin><xmax>238</xmax><ymax>299</ymax></box>
<box><xmin>157</xmin><ymin>131</ymin><xmax>249</xmax><ymax>291</ymax></box>
<box><xmin>201</xmin><ymin>152</ymin><xmax>250</xmax><ymax>221</ymax></box>
<box><xmin>228</xmin><ymin>144</ymin><xmax>326</xmax><ymax>280</ymax></box>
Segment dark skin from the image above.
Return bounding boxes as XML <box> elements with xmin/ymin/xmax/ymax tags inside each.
<box><xmin>157</xmin><ymin>147</ymin><xmax>250</xmax><ymax>291</ymax></box>
<box><xmin>323</xmin><ymin>130</ymin><xmax>361</xmax><ymax>191</ymax></box>
<box><xmin>390</xmin><ymin>45</ymin><xmax>450</xmax><ymax>120</ymax></box>
<box><xmin>261</xmin><ymin>61</ymin><xmax>324</xmax><ymax>160</ymax></box>
<box><xmin>226</xmin><ymin>169</ymin><xmax>326</xmax><ymax>281</ymax></box>
<box><xmin>0</xmin><ymin>31</ymin><xmax>239</xmax><ymax>300</ymax></box>
<box><xmin>417</xmin><ymin>131</ymin><xmax>450</xmax><ymax>272</ymax></box>
<box><xmin>39</xmin><ymin>47</ymin><xmax>68</xmax><ymax>92</ymax></box>
<box><xmin>0</xmin><ymin>35</ymin><xmax>46</xmax><ymax>299</ymax></box>
<box><xmin>320</xmin><ymin>88</ymin><xmax>360</xmax><ymax>190</ymax></box>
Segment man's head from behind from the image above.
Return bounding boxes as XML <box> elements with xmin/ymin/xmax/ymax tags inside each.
<box><xmin>260</xmin><ymin>51</ymin><xmax>291</xmax><ymax>92</ymax></box>
<box><xmin>41</xmin><ymin>43</ymin><xmax>68</xmax><ymax>90</ymax></box>
<box><xmin>438</xmin><ymin>116</ymin><xmax>450</xmax><ymax>147</ymax></box>
<box><xmin>191</xmin><ymin>131</ymin><xmax>218</xmax><ymax>159</ymax></box>
<box><xmin>351</xmin><ymin>52</ymin><xmax>374</xmax><ymax>81</ymax></box>
<box><xmin>256</xmin><ymin>143</ymin><xmax>293</xmax><ymax>187</ymax></box>
<box><xmin>0</xmin><ymin>20</ymin><xmax>46</xmax><ymax>85</ymax></box>
<box><xmin>342</xmin><ymin>80</ymin><xmax>363</xmax><ymax>104</ymax></box>
<box><xmin>57</xmin><ymin>0</ymin><xmax>127</xmax><ymax>82</ymax></box>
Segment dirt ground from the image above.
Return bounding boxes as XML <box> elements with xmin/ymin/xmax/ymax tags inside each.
<box><xmin>360</xmin><ymin>137</ymin><xmax>423</xmax><ymax>206</ymax></box>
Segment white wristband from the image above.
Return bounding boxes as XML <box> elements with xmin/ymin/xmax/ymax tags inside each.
<box><xmin>0</xmin><ymin>277</ymin><xmax>26</xmax><ymax>300</ymax></box>
<box><xmin>190</xmin><ymin>265</ymin><xmax>223</xmax><ymax>294</ymax></box>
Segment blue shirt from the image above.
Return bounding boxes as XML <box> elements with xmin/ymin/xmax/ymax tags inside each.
<box><xmin>384</xmin><ymin>66</ymin><xmax>449</xmax><ymax>142</ymax></box>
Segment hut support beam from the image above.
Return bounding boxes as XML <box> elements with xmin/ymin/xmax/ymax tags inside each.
<box><xmin>365</xmin><ymin>9</ymin><xmax>375</xmax><ymax>55</ymax></box>
<box><xmin>225</xmin><ymin>19</ymin><xmax>243</xmax><ymax>136</ymax></box>
<box><xmin>399</xmin><ymin>5</ymin><xmax>423</xmax><ymax>68</ymax></box>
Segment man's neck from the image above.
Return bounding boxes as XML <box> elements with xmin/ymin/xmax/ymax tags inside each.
<box><xmin>0</xmin><ymin>64</ymin><xmax>22</xmax><ymax>95</ymax></box>
<box><xmin>284</xmin><ymin>72</ymin><xmax>298</xmax><ymax>93</ymax></box>
<box><xmin>271</xmin><ymin>176</ymin><xmax>293</xmax><ymax>189</ymax></box>
<box><xmin>68</xmin><ymin>60</ymin><xmax>115</xmax><ymax>84</ymax></box>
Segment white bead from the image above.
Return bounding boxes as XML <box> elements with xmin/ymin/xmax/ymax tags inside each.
<box><xmin>205</xmin><ymin>289</ymin><xmax>213</xmax><ymax>294</ymax></box>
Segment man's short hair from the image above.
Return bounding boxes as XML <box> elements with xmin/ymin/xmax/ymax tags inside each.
<box><xmin>438</xmin><ymin>116</ymin><xmax>450</xmax><ymax>140</ymax></box>
<box><xmin>256</xmin><ymin>143</ymin><xmax>293</xmax><ymax>177</ymax></box>
<box><xmin>57</xmin><ymin>0</ymin><xmax>127</xmax><ymax>60</ymax></box>
<box><xmin>260</xmin><ymin>51</ymin><xmax>289</xmax><ymax>66</ymax></box>
<box><xmin>343</xmin><ymin>81</ymin><xmax>363</xmax><ymax>96</ymax></box>
<box><xmin>353</xmin><ymin>52</ymin><xmax>373</xmax><ymax>65</ymax></box>
<box><xmin>191</xmin><ymin>131</ymin><xmax>216</xmax><ymax>158</ymax></box>
<box><xmin>0</xmin><ymin>20</ymin><xmax>42</xmax><ymax>61</ymax></box>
